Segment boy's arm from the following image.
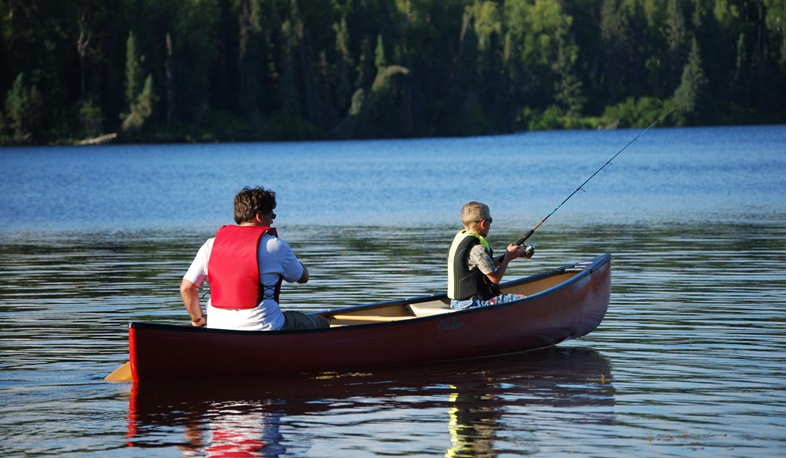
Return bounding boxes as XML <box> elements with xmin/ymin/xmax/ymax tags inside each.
<box><xmin>487</xmin><ymin>244</ymin><xmax>530</xmax><ymax>284</ymax></box>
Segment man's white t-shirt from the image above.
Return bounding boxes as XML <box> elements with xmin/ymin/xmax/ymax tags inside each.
<box><xmin>183</xmin><ymin>233</ymin><xmax>304</xmax><ymax>331</ymax></box>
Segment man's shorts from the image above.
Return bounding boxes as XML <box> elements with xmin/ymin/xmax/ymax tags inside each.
<box><xmin>280</xmin><ymin>311</ymin><xmax>330</xmax><ymax>331</ymax></box>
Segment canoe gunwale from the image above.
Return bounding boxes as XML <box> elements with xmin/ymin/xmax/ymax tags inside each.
<box><xmin>128</xmin><ymin>253</ymin><xmax>611</xmax><ymax>335</ymax></box>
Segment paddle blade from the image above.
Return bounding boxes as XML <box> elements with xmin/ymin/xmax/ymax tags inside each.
<box><xmin>105</xmin><ymin>362</ymin><xmax>133</xmax><ymax>382</ymax></box>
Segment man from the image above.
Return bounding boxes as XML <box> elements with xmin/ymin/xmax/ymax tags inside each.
<box><xmin>180</xmin><ymin>186</ymin><xmax>329</xmax><ymax>331</ymax></box>
<box><xmin>447</xmin><ymin>201</ymin><xmax>533</xmax><ymax>310</ymax></box>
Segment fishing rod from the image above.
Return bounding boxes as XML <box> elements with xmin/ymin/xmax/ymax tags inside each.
<box><xmin>514</xmin><ymin>106</ymin><xmax>677</xmax><ymax>247</ymax></box>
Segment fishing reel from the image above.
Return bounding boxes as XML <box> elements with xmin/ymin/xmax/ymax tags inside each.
<box><xmin>522</xmin><ymin>244</ymin><xmax>535</xmax><ymax>257</ymax></box>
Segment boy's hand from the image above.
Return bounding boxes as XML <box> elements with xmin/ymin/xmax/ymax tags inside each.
<box><xmin>508</xmin><ymin>244</ymin><xmax>534</xmax><ymax>259</ymax></box>
<box><xmin>505</xmin><ymin>244</ymin><xmax>525</xmax><ymax>259</ymax></box>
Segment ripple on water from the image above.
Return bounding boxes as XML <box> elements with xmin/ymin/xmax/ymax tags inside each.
<box><xmin>1</xmin><ymin>219</ymin><xmax>786</xmax><ymax>456</ymax></box>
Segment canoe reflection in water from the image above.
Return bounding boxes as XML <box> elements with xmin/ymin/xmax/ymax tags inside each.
<box><xmin>127</xmin><ymin>347</ymin><xmax>615</xmax><ymax>457</ymax></box>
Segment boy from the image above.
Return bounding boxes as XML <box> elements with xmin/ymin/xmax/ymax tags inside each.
<box><xmin>447</xmin><ymin>201</ymin><xmax>533</xmax><ymax>310</ymax></box>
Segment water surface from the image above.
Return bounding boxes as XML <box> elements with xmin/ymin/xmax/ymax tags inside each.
<box><xmin>1</xmin><ymin>125</ymin><xmax>785</xmax><ymax>456</ymax></box>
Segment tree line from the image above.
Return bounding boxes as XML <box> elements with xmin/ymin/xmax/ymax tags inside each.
<box><xmin>1</xmin><ymin>0</ymin><xmax>784</xmax><ymax>145</ymax></box>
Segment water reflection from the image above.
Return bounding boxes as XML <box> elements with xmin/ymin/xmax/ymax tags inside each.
<box><xmin>127</xmin><ymin>347</ymin><xmax>614</xmax><ymax>456</ymax></box>
<box><xmin>445</xmin><ymin>378</ymin><xmax>506</xmax><ymax>458</ymax></box>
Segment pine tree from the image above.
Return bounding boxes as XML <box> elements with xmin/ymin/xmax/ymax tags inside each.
<box><xmin>77</xmin><ymin>7</ymin><xmax>92</xmax><ymax>102</ymax></box>
<box><xmin>666</xmin><ymin>0</ymin><xmax>687</xmax><ymax>92</ymax></box>
<box><xmin>121</xmin><ymin>31</ymin><xmax>154</xmax><ymax>134</ymax></box>
<box><xmin>78</xmin><ymin>99</ymin><xmax>104</xmax><ymax>138</ymax></box>
<box><xmin>674</xmin><ymin>38</ymin><xmax>709</xmax><ymax>125</ymax></box>
<box><xmin>172</xmin><ymin>0</ymin><xmax>220</xmax><ymax>125</ymax></box>
<box><xmin>165</xmin><ymin>33</ymin><xmax>175</xmax><ymax>126</ymax></box>
<box><xmin>124</xmin><ymin>31</ymin><xmax>143</xmax><ymax>110</ymax></box>
<box><xmin>553</xmin><ymin>16</ymin><xmax>585</xmax><ymax>117</ymax></box>
<box><xmin>334</xmin><ymin>18</ymin><xmax>355</xmax><ymax>115</ymax></box>
<box><xmin>732</xmin><ymin>32</ymin><xmax>750</xmax><ymax>106</ymax></box>
<box><xmin>121</xmin><ymin>75</ymin><xmax>155</xmax><ymax>133</ymax></box>
<box><xmin>279</xmin><ymin>19</ymin><xmax>300</xmax><ymax>117</ymax></box>
<box><xmin>355</xmin><ymin>37</ymin><xmax>375</xmax><ymax>90</ymax></box>
<box><xmin>238</xmin><ymin>0</ymin><xmax>262</xmax><ymax>125</ymax></box>
<box><xmin>375</xmin><ymin>34</ymin><xmax>387</xmax><ymax>72</ymax></box>
<box><xmin>4</xmin><ymin>73</ymin><xmax>44</xmax><ymax>144</ymax></box>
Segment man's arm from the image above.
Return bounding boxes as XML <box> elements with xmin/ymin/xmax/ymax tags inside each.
<box><xmin>297</xmin><ymin>262</ymin><xmax>309</xmax><ymax>283</ymax></box>
<box><xmin>274</xmin><ymin>238</ymin><xmax>309</xmax><ymax>284</ymax></box>
<box><xmin>180</xmin><ymin>278</ymin><xmax>206</xmax><ymax>327</ymax></box>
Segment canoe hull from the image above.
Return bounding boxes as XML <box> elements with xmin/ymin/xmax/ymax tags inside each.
<box><xmin>128</xmin><ymin>254</ymin><xmax>611</xmax><ymax>381</ymax></box>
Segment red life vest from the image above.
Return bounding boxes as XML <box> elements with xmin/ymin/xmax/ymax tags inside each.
<box><xmin>208</xmin><ymin>225</ymin><xmax>280</xmax><ymax>309</ymax></box>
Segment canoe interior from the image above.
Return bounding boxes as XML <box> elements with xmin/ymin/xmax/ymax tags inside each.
<box><xmin>322</xmin><ymin>267</ymin><xmax>584</xmax><ymax>327</ymax></box>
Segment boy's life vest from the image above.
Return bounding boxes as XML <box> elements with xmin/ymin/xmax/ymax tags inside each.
<box><xmin>208</xmin><ymin>225</ymin><xmax>281</xmax><ymax>309</ymax></box>
<box><xmin>447</xmin><ymin>230</ymin><xmax>501</xmax><ymax>301</ymax></box>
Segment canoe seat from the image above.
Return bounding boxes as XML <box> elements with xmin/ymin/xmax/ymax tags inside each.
<box><xmin>407</xmin><ymin>302</ymin><xmax>455</xmax><ymax>317</ymax></box>
<box><xmin>330</xmin><ymin>314</ymin><xmax>412</xmax><ymax>322</ymax></box>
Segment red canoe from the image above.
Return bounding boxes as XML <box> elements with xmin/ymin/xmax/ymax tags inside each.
<box><xmin>115</xmin><ymin>253</ymin><xmax>611</xmax><ymax>382</ymax></box>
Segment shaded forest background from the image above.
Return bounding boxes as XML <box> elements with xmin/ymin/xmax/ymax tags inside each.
<box><xmin>1</xmin><ymin>0</ymin><xmax>784</xmax><ymax>145</ymax></box>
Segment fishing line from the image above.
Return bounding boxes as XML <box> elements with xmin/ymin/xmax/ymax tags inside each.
<box><xmin>514</xmin><ymin>106</ymin><xmax>677</xmax><ymax>246</ymax></box>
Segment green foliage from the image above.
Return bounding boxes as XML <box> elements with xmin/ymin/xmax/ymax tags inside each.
<box><xmin>673</xmin><ymin>38</ymin><xmax>709</xmax><ymax>125</ymax></box>
<box><xmin>334</xmin><ymin>65</ymin><xmax>411</xmax><ymax>138</ymax></box>
<box><xmin>553</xmin><ymin>27</ymin><xmax>585</xmax><ymax>116</ymax></box>
<box><xmin>172</xmin><ymin>0</ymin><xmax>220</xmax><ymax>124</ymax></box>
<box><xmin>78</xmin><ymin>100</ymin><xmax>105</xmax><ymax>138</ymax></box>
<box><xmin>781</xmin><ymin>32</ymin><xmax>786</xmax><ymax>72</ymax></box>
<box><xmin>262</xmin><ymin>114</ymin><xmax>324</xmax><ymax>141</ymax></box>
<box><xmin>4</xmin><ymin>74</ymin><xmax>44</xmax><ymax>144</ymax></box>
<box><xmin>601</xmin><ymin>96</ymin><xmax>674</xmax><ymax>128</ymax></box>
<box><xmin>121</xmin><ymin>75</ymin><xmax>155</xmax><ymax>134</ymax></box>
<box><xmin>521</xmin><ymin>105</ymin><xmax>599</xmax><ymax>131</ymax></box>
<box><xmin>333</xmin><ymin>18</ymin><xmax>355</xmax><ymax>115</ymax></box>
<box><xmin>125</xmin><ymin>31</ymin><xmax>143</xmax><ymax>108</ymax></box>
<box><xmin>121</xmin><ymin>30</ymin><xmax>156</xmax><ymax>136</ymax></box>
<box><xmin>374</xmin><ymin>34</ymin><xmax>387</xmax><ymax>70</ymax></box>
<box><xmin>0</xmin><ymin>0</ymin><xmax>784</xmax><ymax>145</ymax></box>
<box><xmin>457</xmin><ymin>92</ymin><xmax>491</xmax><ymax>136</ymax></box>
<box><xmin>469</xmin><ymin>1</ymin><xmax>502</xmax><ymax>52</ymax></box>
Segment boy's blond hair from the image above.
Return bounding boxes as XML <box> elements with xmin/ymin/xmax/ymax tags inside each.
<box><xmin>461</xmin><ymin>201</ymin><xmax>490</xmax><ymax>232</ymax></box>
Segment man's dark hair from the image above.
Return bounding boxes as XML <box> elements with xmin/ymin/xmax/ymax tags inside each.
<box><xmin>233</xmin><ymin>186</ymin><xmax>276</xmax><ymax>224</ymax></box>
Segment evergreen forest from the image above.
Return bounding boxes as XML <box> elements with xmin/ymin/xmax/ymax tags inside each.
<box><xmin>1</xmin><ymin>0</ymin><xmax>784</xmax><ymax>145</ymax></box>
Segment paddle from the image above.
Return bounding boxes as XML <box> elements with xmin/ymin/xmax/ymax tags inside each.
<box><xmin>105</xmin><ymin>361</ymin><xmax>133</xmax><ymax>382</ymax></box>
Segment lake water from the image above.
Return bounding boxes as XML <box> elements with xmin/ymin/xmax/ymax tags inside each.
<box><xmin>1</xmin><ymin>125</ymin><xmax>785</xmax><ymax>457</ymax></box>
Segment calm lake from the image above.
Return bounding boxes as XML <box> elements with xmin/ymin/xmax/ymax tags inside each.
<box><xmin>1</xmin><ymin>125</ymin><xmax>785</xmax><ymax>457</ymax></box>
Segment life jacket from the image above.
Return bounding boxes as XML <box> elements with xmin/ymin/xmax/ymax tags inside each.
<box><xmin>447</xmin><ymin>230</ymin><xmax>501</xmax><ymax>301</ymax></box>
<box><xmin>208</xmin><ymin>225</ymin><xmax>281</xmax><ymax>309</ymax></box>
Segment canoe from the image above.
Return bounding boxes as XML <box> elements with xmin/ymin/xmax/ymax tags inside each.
<box><xmin>110</xmin><ymin>253</ymin><xmax>611</xmax><ymax>382</ymax></box>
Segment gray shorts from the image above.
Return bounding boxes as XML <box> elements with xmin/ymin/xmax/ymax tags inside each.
<box><xmin>280</xmin><ymin>311</ymin><xmax>330</xmax><ymax>331</ymax></box>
